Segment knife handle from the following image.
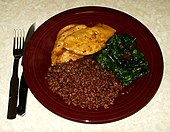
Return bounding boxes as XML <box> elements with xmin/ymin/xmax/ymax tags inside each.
<box><xmin>17</xmin><ymin>72</ymin><xmax>28</xmax><ymax>116</ymax></box>
<box><xmin>7</xmin><ymin>73</ymin><xmax>19</xmax><ymax>119</ymax></box>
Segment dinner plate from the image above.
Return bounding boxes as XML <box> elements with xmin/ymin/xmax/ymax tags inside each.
<box><xmin>23</xmin><ymin>6</ymin><xmax>163</xmax><ymax>123</ymax></box>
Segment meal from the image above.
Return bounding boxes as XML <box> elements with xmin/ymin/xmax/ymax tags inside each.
<box><xmin>46</xmin><ymin>23</ymin><xmax>149</xmax><ymax>110</ymax></box>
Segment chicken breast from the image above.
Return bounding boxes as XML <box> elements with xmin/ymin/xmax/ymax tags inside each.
<box><xmin>51</xmin><ymin>23</ymin><xmax>116</xmax><ymax>65</ymax></box>
<box><xmin>51</xmin><ymin>24</ymin><xmax>87</xmax><ymax>65</ymax></box>
<box><xmin>63</xmin><ymin>23</ymin><xmax>116</xmax><ymax>55</ymax></box>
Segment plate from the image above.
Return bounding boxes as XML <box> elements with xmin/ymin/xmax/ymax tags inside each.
<box><xmin>23</xmin><ymin>6</ymin><xmax>163</xmax><ymax>123</ymax></box>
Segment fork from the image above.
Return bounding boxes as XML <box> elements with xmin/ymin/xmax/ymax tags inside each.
<box><xmin>7</xmin><ymin>29</ymin><xmax>24</xmax><ymax>119</ymax></box>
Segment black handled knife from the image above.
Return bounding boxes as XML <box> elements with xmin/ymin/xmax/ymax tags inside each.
<box><xmin>16</xmin><ymin>23</ymin><xmax>35</xmax><ymax>116</ymax></box>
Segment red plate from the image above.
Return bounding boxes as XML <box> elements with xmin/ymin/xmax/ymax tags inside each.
<box><xmin>23</xmin><ymin>6</ymin><xmax>163</xmax><ymax>123</ymax></box>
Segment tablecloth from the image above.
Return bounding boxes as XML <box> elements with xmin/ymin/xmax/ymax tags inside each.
<box><xmin>0</xmin><ymin>0</ymin><xmax>170</xmax><ymax>131</ymax></box>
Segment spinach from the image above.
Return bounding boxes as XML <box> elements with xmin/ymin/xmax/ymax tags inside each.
<box><xmin>93</xmin><ymin>34</ymin><xmax>149</xmax><ymax>86</ymax></box>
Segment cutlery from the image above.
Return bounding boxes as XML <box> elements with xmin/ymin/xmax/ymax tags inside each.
<box><xmin>7</xmin><ymin>29</ymin><xmax>24</xmax><ymax>119</ymax></box>
<box><xmin>17</xmin><ymin>23</ymin><xmax>35</xmax><ymax>116</ymax></box>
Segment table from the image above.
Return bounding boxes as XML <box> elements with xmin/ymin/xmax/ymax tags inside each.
<box><xmin>0</xmin><ymin>0</ymin><xmax>170</xmax><ymax>131</ymax></box>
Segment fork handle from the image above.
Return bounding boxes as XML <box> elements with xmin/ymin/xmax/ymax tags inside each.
<box><xmin>7</xmin><ymin>59</ymin><xmax>19</xmax><ymax>119</ymax></box>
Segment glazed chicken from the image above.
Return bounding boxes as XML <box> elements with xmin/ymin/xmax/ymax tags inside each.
<box><xmin>51</xmin><ymin>23</ymin><xmax>116</xmax><ymax>66</ymax></box>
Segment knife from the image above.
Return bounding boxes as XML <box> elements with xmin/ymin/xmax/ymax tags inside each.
<box><xmin>16</xmin><ymin>23</ymin><xmax>35</xmax><ymax>116</ymax></box>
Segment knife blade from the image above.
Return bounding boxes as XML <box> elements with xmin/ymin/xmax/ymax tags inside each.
<box><xmin>16</xmin><ymin>23</ymin><xmax>35</xmax><ymax>116</ymax></box>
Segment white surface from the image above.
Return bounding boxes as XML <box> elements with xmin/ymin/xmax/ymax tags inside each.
<box><xmin>0</xmin><ymin>0</ymin><xmax>170</xmax><ymax>131</ymax></box>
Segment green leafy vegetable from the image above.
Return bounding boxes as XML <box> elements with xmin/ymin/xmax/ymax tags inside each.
<box><xmin>93</xmin><ymin>34</ymin><xmax>149</xmax><ymax>86</ymax></box>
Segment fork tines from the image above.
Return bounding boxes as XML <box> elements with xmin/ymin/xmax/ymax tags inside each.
<box><xmin>13</xmin><ymin>29</ymin><xmax>25</xmax><ymax>51</ymax></box>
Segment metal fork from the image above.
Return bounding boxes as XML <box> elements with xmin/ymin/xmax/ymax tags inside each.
<box><xmin>7</xmin><ymin>29</ymin><xmax>24</xmax><ymax>119</ymax></box>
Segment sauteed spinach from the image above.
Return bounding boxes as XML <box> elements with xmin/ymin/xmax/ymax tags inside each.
<box><xmin>93</xmin><ymin>34</ymin><xmax>149</xmax><ymax>86</ymax></box>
